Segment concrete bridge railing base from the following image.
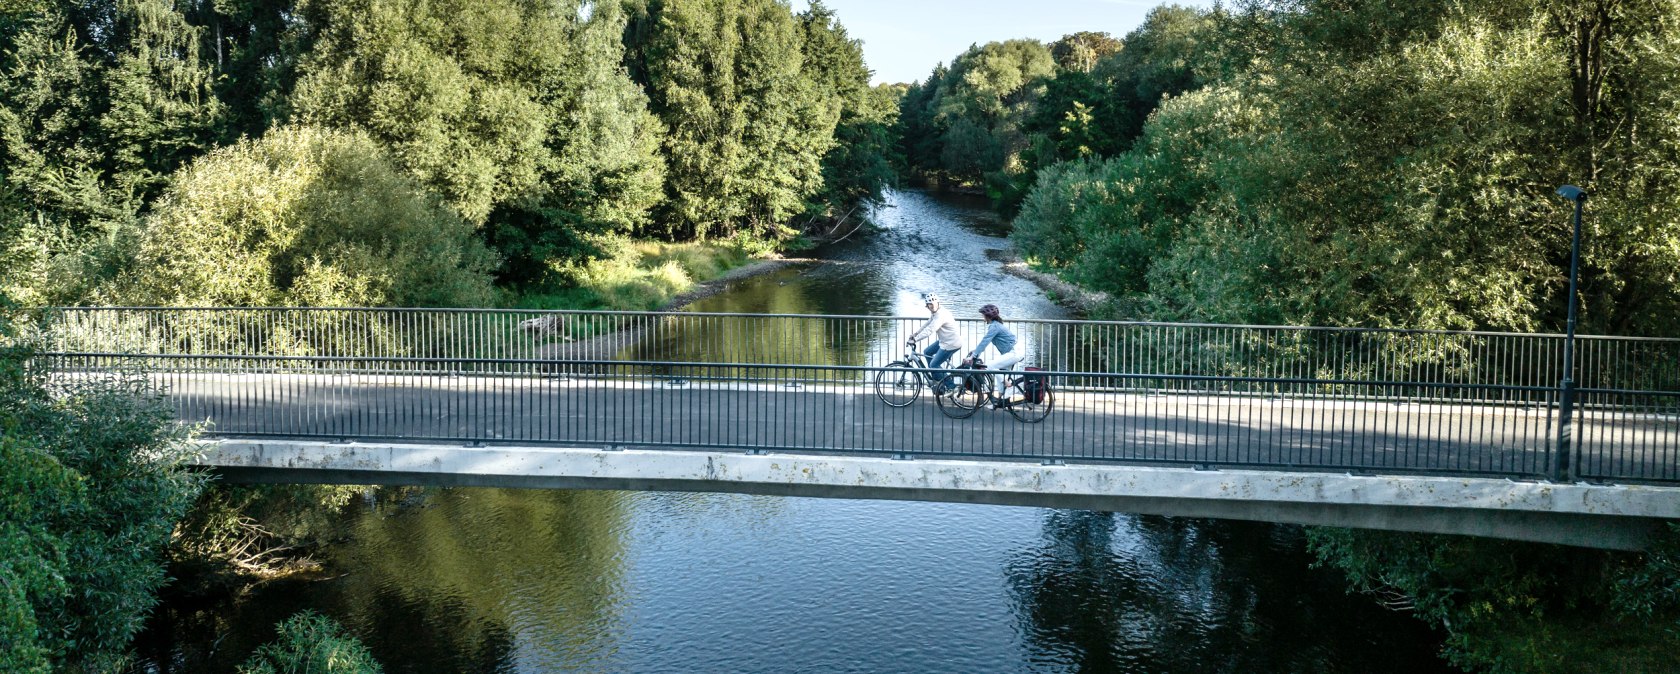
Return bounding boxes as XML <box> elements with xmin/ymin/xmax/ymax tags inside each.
<box><xmin>197</xmin><ymin>440</ymin><xmax>1680</xmax><ymax>550</ymax></box>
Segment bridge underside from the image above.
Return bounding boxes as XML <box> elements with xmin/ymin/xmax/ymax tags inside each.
<box><xmin>201</xmin><ymin>439</ymin><xmax>1678</xmax><ymax>550</ymax></box>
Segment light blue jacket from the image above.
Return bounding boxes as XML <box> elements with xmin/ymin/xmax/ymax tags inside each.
<box><xmin>970</xmin><ymin>321</ymin><xmax>1017</xmax><ymax>358</ymax></box>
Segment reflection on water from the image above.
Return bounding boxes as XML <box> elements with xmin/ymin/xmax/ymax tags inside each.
<box><xmin>138</xmin><ymin>488</ymin><xmax>627</xmax><ymax>672</ymax></box>
<box><xmin>138</xmin><ymin>491</ymin><xmax>1446</xmax><ymax>673</ymax></box>
<box><xmin>1008</xmin><ymin>513</ymin><xmax>1439</xmax><ymax>673</ymax></box>
<box><xmin>134</xmin><ymin>190</ymin><xmax>1448</xmax><ymax>672</ymax></box>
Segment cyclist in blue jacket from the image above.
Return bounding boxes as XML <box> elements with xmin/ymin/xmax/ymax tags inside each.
<box><xmin>963</xmin><ymin>304</ymin><xmax>1022</xmax><ymax>409</ymax></box>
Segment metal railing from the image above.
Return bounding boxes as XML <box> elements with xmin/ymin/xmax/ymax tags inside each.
<box><xmin>35</xmin><ymin>307</ymin><xmax>1680</xmax><ymax>484</ymax></box>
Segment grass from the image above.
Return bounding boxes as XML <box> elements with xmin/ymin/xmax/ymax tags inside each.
<box><xmin>512</xmin><ymin>236</ymin><xmax>761</xmax><ymax>312</ymax></box>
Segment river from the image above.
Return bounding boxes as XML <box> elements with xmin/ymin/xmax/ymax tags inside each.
<box><xmin>134</xmin><ymin>190</ymin><xmax>1448</xmax><ymax>672</ymax></box>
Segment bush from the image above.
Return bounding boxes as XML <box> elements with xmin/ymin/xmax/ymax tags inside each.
<box><xmin>120</xmin><ymin>126</ymin><xmax>498</xmax><ymax>308</ymax></box>
<box><xmin>0</xmin><ymin>317</ymin><xmax>208</xmax><ymax>671</ymax></box>
<box><xmin>237</xmin><ymin>611</ymin><xmax>382</xmax><ymax>674</ymax></box>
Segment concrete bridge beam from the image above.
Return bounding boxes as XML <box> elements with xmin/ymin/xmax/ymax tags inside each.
<box><xmin>200</xmin><ymin>439</ymin><xmax>1679</xmax><ymax>550</ymax></box>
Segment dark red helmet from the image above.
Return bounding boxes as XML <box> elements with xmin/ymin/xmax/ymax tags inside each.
<box><xmin>979</xmin><ymin>304</ymin><xmax>1001</xmax><ymax>321</ymax></box>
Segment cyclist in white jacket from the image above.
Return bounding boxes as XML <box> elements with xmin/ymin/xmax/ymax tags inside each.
<box><xmin>908</xmin><ymin>292</ymin><xmax>962</xmax><ymax>394</ymax></box>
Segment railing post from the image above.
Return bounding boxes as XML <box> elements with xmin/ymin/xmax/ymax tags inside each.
<box><xmin>1555</xmin><ymin>379</ymin><xmax>1575</xmax><ymax>482</ymax></box>
<box><xmin>1553</xmin><ymin>184</ymin><xmax>1586</xmax><ymax>483</ymax></box>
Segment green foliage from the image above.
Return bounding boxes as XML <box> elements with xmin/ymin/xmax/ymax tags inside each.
<box><xmin>0</xmin><ymin>0</ymin><xmax>221</xmax><ymax>223</ymax></box>
<box><xmin>0</xmin><ymin>332</ymin><xmax>208</xmax><ymax>672</ymax></box>
<box><xmin>999</xmin><ymin>5</ymin><xmax>1216</xmax><ymax>216</ymax></box>
<box><xmin>2</xmin><ymin>0</ymin><xmax>888</xmax><ymax>308</ymax></box>
<box><xmin>1015</xmin><ymin>85</ymin><xmax>1278</xmax><ymax>320</ymax></box>
<box><xmin>98</xmin><ymin>0</ymin><xmax>225</xmax><ymax>201</ymax></box>
<box><xmin>0</xmin><ymin>4</ymin><xmax>129</xmax><ymax>231</ymax></box>
<box><xmin>1009</xmin><ymin>0</ymin><xmax>1680</xmax><ymax>334</ymax></box>
<box><xmin>478</xmin><ymin>0</ymin><xmax>668</xmax><ymax>290</ymax></box>
<box><xmin>901</xmin><ymin>11</ymin><xmax>1215</xmax><ymax>216</ymax></box>
<box><xmin>933</xmin><ymin>39</ymin><xmax>1055</xmax><ymax>128</ymax></box>
<box><xmin>1614</xmin><ymin>523</ymin><xmax>1680</xmax><ymax>629</ymax></box>
<box><xmin>626</xmin><ymin>0</ymin><xmax>845</xmax><ymax>240</ymax></box>
<box><xmin>0</xmin><ymin>427</ymin><xmax>71</xmax><ymax>674</ymax></box>
<box><xmin>801</xmin><ymin>3</ymin><xmax>897</xmax><ymax>217</ymax></box>
<box><xmin>1095</xmin><ymin>3</ymin><xmax>1215</xmax><ymax>135</ymax></box>
<box><xmin>890</xmin><ymin>39</ymin><xmax>1055</xmax><ymax>190</ymax></box>
<box><xmin>0</xmin><ymin>0</ymin><xmax>219</xmax><ymax>308</ymax></box>
<box><xmin>1049</xmin><ymin>31</ymin><xmax>1122</xmax><ymax>73</ymax></box>
<box><xmin>937</xmin><ymin>116</ymin><xmax>1004</xmax><ymax>183</ymax></box>
<box><xmin>1307</xmin><ymin>527</ymin><xmax>1680</xmax><ymax>673</ymax></box>
<box><xmin>237</xmin><ymin>611</ymin><xmax>382</xmax><ymax>674</ymax></box>
<box><xmin>815</xmin><ymin>83</ymin><xmax>901</xmax><ymax>214</ymax></box>
<box><xmin>118</xmin><ymin>126</ymin><xmax>497</xmax><ymax>307</ymax></box>
<box><xmin>0</xmin><ymin>0</ymin><xmax>225</xmax><ymax>311</ymax></box>
<box><xmin>284</xmin><ymin>0</ymin><xmax>550</xmax><ymax>225</ymax></box>
<box><xmin>894</xmin><ymin>69</ymin><xmax>944</xmax><ymax>174</ymax></box>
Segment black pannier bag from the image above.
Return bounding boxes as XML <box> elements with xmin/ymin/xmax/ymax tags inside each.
<box><xmin>956</xmin><ymin>358</ymin><xmax>986</xmax><ymax>394</ymax></box>
<box><xmin>1020</xmin><ymin>367</ymin><xmax>1048</xmax><ymax>404</ymax></box>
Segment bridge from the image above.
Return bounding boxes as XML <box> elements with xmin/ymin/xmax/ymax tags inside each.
<box><xmin>35</xmin><ymin>307</ymin><xmax>1680</xmax><ymax>550</ymax></box>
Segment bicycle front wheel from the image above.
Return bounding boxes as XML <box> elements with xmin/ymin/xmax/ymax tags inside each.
<box><xmin>874</xmin><ymin>361</ymin><xmax>922</xmax><ymax>407</ymax></box>
<box><xmin>1008</xmin><ymin>385</ymin><xmax>1054</xmax><ymax>423</ymax></box>
<box><xmin>937</xmin><ymin>374</ymin><xmax>984</xmax><ymax>418</ymax></box>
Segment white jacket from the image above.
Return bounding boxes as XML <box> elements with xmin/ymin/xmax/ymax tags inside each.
<box><xmin>912</xmin><ymin>308</ymin><xmax>962</xmax><ymax>351</ymax></box>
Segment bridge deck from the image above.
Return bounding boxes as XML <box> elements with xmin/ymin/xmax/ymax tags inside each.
<box><xmin>152</xmin><ymin>371</ymin><xmax>1678</xmax><ymax>480</ymax></box>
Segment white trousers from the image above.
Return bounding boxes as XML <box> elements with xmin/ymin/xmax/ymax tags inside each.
<box><xmin>988</xmin><ymin>350</ymin><xmax>1023</xmax><ymax>397</ymax></box>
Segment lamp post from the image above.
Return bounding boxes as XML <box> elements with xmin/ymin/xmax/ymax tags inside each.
<box><xmin>1554</xmin><ymin>184</ymin><xmax>1586</xmax><ymax>483</ymax></box>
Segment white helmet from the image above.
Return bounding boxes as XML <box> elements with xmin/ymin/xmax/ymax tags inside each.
<box><xmin>921</xmin><ymin>292</ymin><xmax>940</xmax><ymax>305</ymax></box>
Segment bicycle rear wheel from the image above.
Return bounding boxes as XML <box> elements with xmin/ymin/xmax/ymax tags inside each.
<box><xmin>873</xmin><ymin>361</ymin><xmax>922</xmax><ymax>407</ymax></box>
<box><xmin>1007</xmin><ymin>383</ymin><xmax>1054</xmax><ymax>423</ymax></box>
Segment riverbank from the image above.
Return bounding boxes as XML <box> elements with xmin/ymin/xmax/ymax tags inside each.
<box><xmin>987</xmin><ymin>248</ymin><xmax>1113</xmax><ymax>318</ymax></box>
<box><xmin>511</xmin><ymin>237</ymin><xmax>828</xmax><ymax>313</ymax></box>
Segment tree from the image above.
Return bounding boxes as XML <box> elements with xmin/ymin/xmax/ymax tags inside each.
<box><xmin>1099</xmin><ymin>3</ymin><xmax>1215</xmax><ymax>134</ymax></box>
<box><xmin>799</xmin><ymin>1</ymin><xmax>894</xmax><ymax>216</ymax></box>
<box><xmin>915</xmin><ymin>39</ymin><xmax>1054</xmax><ymax>188</ymax></box>
<box><xmin>816</xmin><ymin>83</ymin><xmax>901</xmax><ymax>214</ymax></box>
<box><xmin>484</xmin><ymin>0</ymin><xmax>667</xmax><ymax>289</ymax></box>
<box><xmin>97</xmin><ymin>0</ymin><xmax>224</xmax><ymax>202</ymax></box>
<box><xmin>282</xmin><ymin>0</ymin><xmax>554</xmax><ymax>225</ymax></box>
<box><xmin>1050</xmin><ymin>31</ymin><xmax>1122</xmax><ymax>73</ymax></box>
<box><xmin>1309</xmin><ymin>526</ymin><xmax>1680</xmax><ymax>673</ymax></box>
<box><xmin>120</xmin><ymin>126</ymin><xmax>497</xmax><ymax>308</ymax></box>
<box><xmin>0</xmin><ymin>0</ymin><xmax>226</xmax><ymax>307</ymax></box>
<box><xmin>894</xmin><ymin>66</ymin><xmax>945</xmax><ymax>176</ymax></box>
<box><xmin>1006</xmin><ymin>5</ymin><xmax>1680</xmax><ymax>666</ymax></box>
<box><xmin>626</xmin><ymin>0</ymin><xmax>836</xmax><ymax>240</ymax></box>
<box><xmin>1010</xmin><ymin>0</ymin><xmax>1680</xmax><ymax>334</ymax></box>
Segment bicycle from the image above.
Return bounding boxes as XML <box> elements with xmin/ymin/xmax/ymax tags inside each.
<box><xmin>936</xmin><ymin>362</ymin><xmax>1055</xmax><ymax>423</ymax></box>
<box><xmin>873</xmin><ymin>339</ymin><xmax>960</xmax><ymax>407</ymax></box>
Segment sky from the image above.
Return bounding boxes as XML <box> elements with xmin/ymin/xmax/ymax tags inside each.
<box><xmin>793</xmin><ymin>0</ymin><xmax>1212</xmax><ymax>85</ymax></box>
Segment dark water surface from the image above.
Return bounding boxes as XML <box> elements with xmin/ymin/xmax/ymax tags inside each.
<box><xmin>135</xmin><ymin>190</ymin><xmax>1448</xmax><ymax>672</ymax></box>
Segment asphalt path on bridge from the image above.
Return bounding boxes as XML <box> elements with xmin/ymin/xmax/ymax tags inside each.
<box><xmin>147</xmin><ymin>371</ymin><xmax>1680</xmax><ymax>481</ymax></box>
